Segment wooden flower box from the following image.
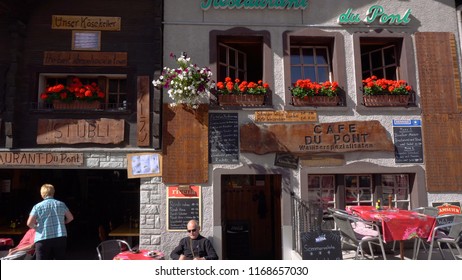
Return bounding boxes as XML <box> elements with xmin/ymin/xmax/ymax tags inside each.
<box><xmin>363</xmin><ymin>95</ymin><xmax>410</xmax><ymax>107</ymax></box>
<box><xmin>292</xmin><ymin>96</ymin><xmax>340</xmax><ymax>107</ymax></box>
<box><xmin>218</xmin><ymin>94</ymin><xmax>265</xmax><ymax>106</ymax></box>
<box><xmin>52</xmin><ymin>100</ymin><xmax>101</xmax><ymax>110</ymax></box>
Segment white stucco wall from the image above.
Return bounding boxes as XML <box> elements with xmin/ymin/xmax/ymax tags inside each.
<box><xmin>159</xmin><ymin>0</ymin><xmax>461</xmax><ymax>259</ymax></box>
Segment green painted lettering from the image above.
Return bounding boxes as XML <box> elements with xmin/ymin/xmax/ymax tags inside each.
<box><xmin>365</xmin><ymin>5</ymin><xmax>384</xmax><ymax>24</ymax></box>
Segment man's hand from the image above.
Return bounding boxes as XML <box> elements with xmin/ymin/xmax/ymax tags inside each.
<box><xmin>179</xmin><ymin>254</ymin><xmax>188</xmax><ymax>260</ymax></box>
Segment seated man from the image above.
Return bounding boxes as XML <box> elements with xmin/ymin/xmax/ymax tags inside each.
<box><xmin>170</xmin><ymin>220</ymin><xmax>218</xmax><ymax>260</ymax></box>
<box><xmin>7</xmin><ymin>228</ymin><xmax>36</xmax><ymax>258</ymax></box>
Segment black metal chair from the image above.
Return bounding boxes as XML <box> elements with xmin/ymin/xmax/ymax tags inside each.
<box><xmin>96</xmin><ymin>239</ymin><xmax>131</xmax><ymax>260</ymax></box>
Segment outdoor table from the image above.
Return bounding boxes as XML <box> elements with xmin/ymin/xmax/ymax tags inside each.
<box><xmin>113</xmin><ymin>249</ymin><xmax>164</xmax><ymax>260</ymax></box>
<box><xmin>347</xmin><ymin>205</ymin><xmax>436</xmax><ymax>259</ymax></box>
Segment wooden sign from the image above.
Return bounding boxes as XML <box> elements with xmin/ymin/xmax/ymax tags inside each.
<box><xmin>255</xmin><ymin>110</ymin><xmax>317</xmax><ymax>123</ymax></box>
<box><xmin>43</xmin><ymin>51</ymin><xmax>127</xmax><ymax>66</ymax></box>
<box><xmin>52</xmin><ymin>15</ymin><xmax>121</xmax><ymax>31</ymax></box>
<box><xmin>162</xmin><ymin>104</ymin><xmax>209</xmax><ymax>184</ymax></box>
<box><xmin>37</xmin><ymin>118</ymin><xmax>124</xmax><ymax>145</ymax></box>
<box><xmin>0</xmin><ymin>152</ymin><xmax>83</xmax><ymax>166</ymax></box>
<box><xmin>137</xmin><ymin>76</ymin><xmax>150</xmax><ymax>147</ymax></box>
<box><xmin>167</xmin><ymin>186</ymin><xmax>201</xmax><ymax>231</ymax></box>
<box><xmin>415</xmin><ymin>32</ymin><xmax>462</xmax><ymax>192</ymax></box>
<box><xmin>127</xmin><ymin>153</ymin><xmax>161</xmax><ymax>179</ymax></box>
<box><xmin>300</xmin><ymin>155</ymin><xmax>345</xmax><ymax>167</ymax></box>
<box><xmin>240</xmin><ymin>120</ymin><xmax>394</xmax><ymax>155</ymax></box>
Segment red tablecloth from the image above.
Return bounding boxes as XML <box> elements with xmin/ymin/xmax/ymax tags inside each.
<box><xmin>0</xmin><ymin>238</ymin><xmax>14</xmax><ymax>247</ymax></box>
<box><xmin>347</xmin><ymin>206</ymin><xmax>436</xmax><ymax>242</ymax></box>
<box><xmin>114</xmin><ymin>249</ymin><xmax>164</xmax><ymax>260</ymax></box>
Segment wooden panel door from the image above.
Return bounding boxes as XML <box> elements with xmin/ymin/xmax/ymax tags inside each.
<box><xmin>222</xmin><ymin>175</ymin><xmax>281</xmax><ymax>260</ymax></box>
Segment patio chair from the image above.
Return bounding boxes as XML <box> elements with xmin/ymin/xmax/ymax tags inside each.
<box><xmin>331</xmin><ymin>211</ymin><xmax>387</xmax><ymax>260</ymax></box>
<box><xmin>404</xmin><ymin>207</ymin><xmax>439</xmax><ymax>258</ymax></box>
<box><xmin>417</xmin><ymin>214</ymin><xmax>462</xmax><ymax>260</ymax></box>
<box><xmin>96</xmin><ymin>239</ymin><xmax>132</xmax><ymax>260</ymax></box>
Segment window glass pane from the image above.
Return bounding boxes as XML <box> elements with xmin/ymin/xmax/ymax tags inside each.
<box><xmin>290</xmin><ymin>48</ymin><xmax>301</xmax><ymax>64</ymax></box>
<box><xmin>308</xmin><ymin>176</ymin><xmax>320</xmax><ymax>188</ymax></box>
<box><xmin>372</xmin><ymin>69</ymin><xmax>383</xmax><ymax>78</ymax></box>
<box><xmin>238</xmin><ymin>53</ymin><xmax>245</xmax><ymax>69</ymax></box>
<box><xmin>383</xmin><ymin>46</ymin><xmax>396</xmax><ymax>65</ymax></box>
<box><xmin>229</xmin><ymin>50</ymin><xmax>236</xmax><ymax>67</ymax></box>
<box><xmin>302</xmin><ymin>48</ymin><xmax>314</xmax><ymax>64</ymax></box>
<box><xmin>291</xmin><ymin>67</ymin><xmax>302</xmax><ymax>84</ymax></box>
<box><xmin>238</xmin><ymin>71</ymin><xmax>245</xmax><ymax>81</ymax></box>
<box><xmin>317</xmin><ymin>67</ymin><xmax>329</xmax><ymax>82</ymax></box>
<box><xmin>385</xmin><ymin>67</ymin><xmax>397</xmax><ymax>80</ymax></box>
<box><xmin>304</xmin><ymin>67</ymin><xmax>316</xmax><ymax>80</ymax></box>
<box><xmin>371</xmin><ymin>50</ymin><xmax>382</xmax><ymax>69</ymax></box>
<box><xmin>361</xmin><ymin>54</ymin><xmax>370</xmax><ymax>72</ymax></box>
<box><xmin>219</xmin><ymin>65</ymin><xmax>227</xmax><ymax>80</ymax></box>
<box><xmin>109</xmin><ymin>79</ymin><xmax>118</xmax><ymax>92</ymax></box>
<box><xmin>229</xmin><ymin>68</ymin><xmax>236</xmax><ymax>78</ymax></box>
<box><xmin>359</xmin><ymin>176</ymin><xmax>371</xmax><ymax>188</ymax></box>
<box><xmin>315</xmin><ymin>48</ymin><xmax>328</xmax><ymax>64</ymax></box>
<box><xmin>219</xmin><ymin>45</ymin><xmax>227</xmax><ymax>64</ymax></box>
<box><xmin>119</xmin><ymin>79</ymin><xmax>127</xmax><ymax>92</ymax></box>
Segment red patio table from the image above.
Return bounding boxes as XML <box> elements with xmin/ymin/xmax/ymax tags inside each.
<box><xmin>0</xmin><ymin>238</ymin><xmax>14</xmax><ymax>247</ymax></box>
<box><xmin>113</xmin><ymin>249</ymin><xmax>164</xmax><ymax>260</ymax></box>
<box><xmin>347</xmin><ymin>205</ymin><xmax>436</xmax><ymax>259</ymax></box>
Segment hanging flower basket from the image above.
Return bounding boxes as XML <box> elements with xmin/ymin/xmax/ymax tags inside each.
<box><xmin>218</xmin><ymin>94</ymin><xmax>265</xmax><ymax>106</ymax></box>
<box><xmin>52</xmin><ymin>100</ymin><xmax>101</xmax><ymax>110</ymax></box>
<box><xmin>363</xmin><ymin>95</ymin><xmax>410</xmax><ymax>107</ymax></box>
<box><xmin>292</xmin><ymin>96</ymin><xmax>340</xmax><ymax>107</ymax></box>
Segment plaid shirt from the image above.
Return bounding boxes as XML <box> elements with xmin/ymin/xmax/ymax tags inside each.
<box><xmin>30</xmin><ymin>197</ymin><xmax>69</xmax><ymax>242</ymax></box>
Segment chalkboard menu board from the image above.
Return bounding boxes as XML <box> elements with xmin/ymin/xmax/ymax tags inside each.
<box><xmin>168</xmin><ymin>198</ymin><xmax>200</xmax><ymax>231</ymax></box>
<box><xmin>301</xmin><ymin>230</ymin><xmax>342</xmax><ymax>260</ymax></box>
<box><xmin>393</xmin><ymin>126</ymin><xmax>423</xmax><ymax>163</ymax></box>
<box><xmin>167</xmin><ymin>186</ymin><xmax>201</xmax><ymax>231</ymax></box>
<box><xmin>209</xmin><ymin>113</ymin><xmax>239</xmax><ymax>164</ymax></box>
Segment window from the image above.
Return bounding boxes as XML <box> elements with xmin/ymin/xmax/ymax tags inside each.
<box><xmin>345</xmin><ymin>175</ymin><xmax>373</xmax><ymax>206</ymax></box>
<box><xmin>361</xmin><ymin>44</ymin><xmax>398</xmax><ymax>80</ymax></box>
<box><xmin>381</xmin><ymin>174</ymin><xmax>410</xmax><ymax>210</ymax></box>
<box><xmin>217</xmin><ymin>36</ymin><xmax>263</xmax><ymax>83</ymax></box>
<box><xmin>38</xmin><ymin>73</ymin><xmax>128</xmax><ymax>111</ymax></box>
<box><xmin>353</xmin><ymin>31</ymin><xmax>417</xmax><ymax>107</ymax></box>
<box><xmin>284</xmin><ymin>29</ymin><xmax>346</xmax><ymax>106</ymax></box>
<box><xmin>308</xmin><ymin>175</ymin><xmax>335</xmax><ymax>212</ymax></box>
<box><xmin>290</xmin><ymin>46</ymin><xmax>331</xmax><ymax>84</ymax></box>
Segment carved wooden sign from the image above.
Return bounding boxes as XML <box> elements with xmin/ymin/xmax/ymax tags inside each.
<box><xmin>37</xmin><ymin>118</ymin><xmax>124</xmax><ymax>145</ymax></box>
<box><xmin>0</xmin><ymin>152</ymin><xmax>83</xmax><ymax>166</ymax></box>
<box><xmin>240</xmin><ymin>120</ymin><xmax>393</xmax><ymax>155</ymax></box>
<box><xmin>52</xmin><ymin>15</ymin><xmax>121</xmax><ymax>31</ymax></box>
<box><xmin>43</xmin><ymin>51</ymin><xmax>127</xmax><ymax>66</ymax></box>
<box><xmin>137</xmin><ymin>76</ymin><xmax>150</xmax><ymax>147</ymax></box>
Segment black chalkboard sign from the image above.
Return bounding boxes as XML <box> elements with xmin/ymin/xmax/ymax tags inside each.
<box><xmin>301</xmin><ymin>230</ymin><xmax>342</xmax><ymax>260</ymax></box>
<box><xmin>168</xmin><ymin>198</ymin><xmax>200</xmax><ymax>231</ymax></box>
<box><xmin>393</xmin><ymin>126</ymin><xmax>423</xmax><ymax>163</ymax></box>
<box><xmin>209</xmin><ymin>113</ymin><xmax>239</xmax><ymax>164</ymax></box>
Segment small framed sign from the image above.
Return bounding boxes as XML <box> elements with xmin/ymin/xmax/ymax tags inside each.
<box><xmin>72</xmin><ymin>30</ymin><xmax>101</xmax><ymax>51</ymax></box>
<box><xmin>127</xmin><ymin>153</ymin><xmax>162</xmax><ymax>178</ymax></box>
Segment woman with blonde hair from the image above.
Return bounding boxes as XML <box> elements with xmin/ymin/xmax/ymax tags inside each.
<box><xmin>27</xmin><ymin>184</ymin><xmax>74</xmax><ymax>260</ymax></box>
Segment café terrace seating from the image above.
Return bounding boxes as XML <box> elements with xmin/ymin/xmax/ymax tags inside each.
<box><xmin>329</xmin><ymin>208</ymin><xmax>387</xmax><ymax>260</ymax></box>
<box><xmin>418</xmin><ymin>214</ymin><xmax>462</xmax><ymax>260</ymax></box>
<box><xmin>96</xmin><ymin>239</ymin><xmax>132</xmax><ymax>260</ymax></box>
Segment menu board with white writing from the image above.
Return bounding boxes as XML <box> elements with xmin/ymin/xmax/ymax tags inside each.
<box><xmin>393</xmin><ymin>127</ymin><xmax>423</xmax><ymax>163</ymax></box>
<box><xmin>209</xmin><ymin>113</ymin><xmax>239</xmax><ymax>164</ymax></box>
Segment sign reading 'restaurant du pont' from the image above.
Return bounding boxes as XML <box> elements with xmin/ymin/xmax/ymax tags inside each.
<box><xmin>240</xmin><ymin>120</ymin><xmax>394</xmax><ymax>155</ymax></box>
<box><xmin>201</xmin><ymin>0</ymin><xmax>308</xmax><ymax>10</ymax></box>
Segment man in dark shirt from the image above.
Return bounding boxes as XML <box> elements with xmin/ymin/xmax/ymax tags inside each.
<box><xmin>170</xmin><ymin>220</ymin><xmax>218</xmax><ymax>260</ymax></box>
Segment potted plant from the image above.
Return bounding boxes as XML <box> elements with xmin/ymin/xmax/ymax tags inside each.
<box><xmin>215</xmin><ymin>77</ymin><xmax>269</xmax><ymax>106</ymax></box>
<box><xmin>152</xmin><ymin>53</ymin><xmax>214</xmax><ymax>108</ymax></box>
<box><xmin>40</xmin><ymin>77</ymin><xmax>105</xmax><ymax>109</ymax></box>
<box><xmin>362</xmin><ymin>76</ymin><xmax>412</xmax><ymax>107</ymax></box>
<box><xmin>290</xmin><ymin>79</ymin><xmax>340</xmax><ymax>106</ymax></box>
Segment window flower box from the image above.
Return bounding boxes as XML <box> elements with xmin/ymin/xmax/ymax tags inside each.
<box><xmin>52</xmin><ymin>100</ymin><xmax>101</xmax><ymax>110</ymax></box>
<box><xmin>290</xmin><ymin>79</ymin><xmax>340</xmax><ymax>107</ymax></box>
<box><xmin>362</xmin><ymin>76</ymin><xmax>412</xmax><ymax>107</ymax></box>
<box><xmin>216</xmin><ymin>77</ymin><xmax>269</xmax><ymax>106</ymax></box>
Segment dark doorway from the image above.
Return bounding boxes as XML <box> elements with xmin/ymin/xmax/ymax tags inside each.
<box><xmin>0</xmin><ymin>169</ymin><xmax>139</xmax><ymax>259</ymax></box>
<box><xmin>221</xmin><ymin>174</ymin><xmax>282</xmax><ymax>260</ymax></box>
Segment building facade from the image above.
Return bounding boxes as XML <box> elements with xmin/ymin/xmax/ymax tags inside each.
<box><xmin>0</xmin><ymin>0</ymin><xmax>461</xmax><ymax>260</ymax></box>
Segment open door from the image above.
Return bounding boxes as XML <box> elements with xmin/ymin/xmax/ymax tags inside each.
<box><xmin>221</xmin><ymin>174</ymin><xmax>281</xmax><ymax>260</ymax></box>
